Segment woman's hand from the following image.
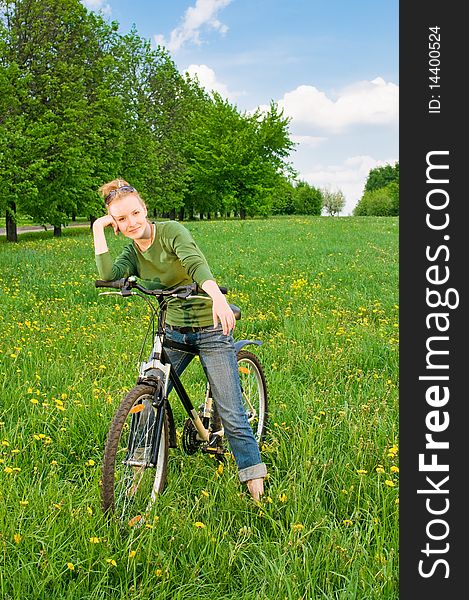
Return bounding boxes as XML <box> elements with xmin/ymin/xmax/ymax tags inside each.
<box><xmin>92</xmin><ymin>215</ymin><xmax>118</xmax><ymax>256</ymax></box>
<box><xmin>201</xmin><ymin>280</ymin><xmax>236</xmax><ymax>335</ymax></box>
<box><xmin>93</xmin><ymin>214</ymin><xmax>118</xmax><ymax>235</ymax></box>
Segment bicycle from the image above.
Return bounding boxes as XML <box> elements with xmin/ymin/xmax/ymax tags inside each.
<box><xmin>95</xmin><ymin>275</ymin><xmax>268</xmax><ymax>525</ymax></box>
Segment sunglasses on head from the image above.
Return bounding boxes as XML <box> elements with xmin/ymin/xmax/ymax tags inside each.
<box><xmin>104</xmin><ymin>186</ymin><xmax>136</xmax><ymax>205</ymax></box>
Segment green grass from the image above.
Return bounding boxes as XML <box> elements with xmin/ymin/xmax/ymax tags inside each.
<box><xmin>0</xmin><ymin>216</ymin><xmax>399</xmax><ymax>599</ymax></box>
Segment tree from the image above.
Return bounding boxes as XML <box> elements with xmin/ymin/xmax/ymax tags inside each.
<box><xmin>353</xmin><ymin>183</ymin><xmax>399</xmax><ymax>216</ymax></box>
<box><xmin>184</xmin><ymin>92</ymin><xmax>295</xmax><ymax>219</ymax></box>
<box><xmin>322</xmin><ymin>188</ymin><xmax>345</xmax><ymax>216</ymax></box>
<box><xmin>364</xmin><ymin>162</ymin><xmax>399</xmax><ymax>192</ymax></box>
<box><xmin>354</xmin><ymin>161</ymin><xmax>399</xmax><ymax>216</ymax></box>
<box><xmin>0</xmin><ymin>0</ymin><xmax>125</xmax><ymax>238</ymax></box>
<box><xmin>271</xmin><ymin>177</ymin><xmax>296</xmax><ymax>215</ymax></box>
<box><xmin>293</xmin><ymin>180</ymin><xmax>322</xmax><ymax>215</ymax></box>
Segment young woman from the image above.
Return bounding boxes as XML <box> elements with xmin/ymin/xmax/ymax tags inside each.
<box><xmin>92</xmin><ymin>179</ymin><xmax>267</xmax><ymax>500</ymax></box>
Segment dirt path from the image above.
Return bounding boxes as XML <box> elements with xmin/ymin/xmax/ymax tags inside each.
<box><xmin>0</xmin><ymin>222</ymin><xmax>91</xmax><ymax>236</ymax></box>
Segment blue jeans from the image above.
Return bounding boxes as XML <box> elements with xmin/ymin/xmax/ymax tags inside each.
<box><xmin>164</xmin><ymin>323</ymin><xmax>267</xmax><ymax>483</ymax></box>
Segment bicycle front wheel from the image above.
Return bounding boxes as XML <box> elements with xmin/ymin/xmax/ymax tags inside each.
<box><xmin>101</xmin><ymin>384</ymin><xmax>169</xmax><ymax>524</ymax></box>
<box><xmin>237</xmin><ymin>350</ymin><xmax>268</xmax><ymax>445</ymax></box>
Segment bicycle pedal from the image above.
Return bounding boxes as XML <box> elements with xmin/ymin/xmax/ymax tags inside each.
<box><xmin>203</xmin><ymin>446</ymin><xmax>225</xmax><ymax>455</ymax></box>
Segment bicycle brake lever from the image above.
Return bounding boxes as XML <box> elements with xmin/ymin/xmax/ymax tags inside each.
<box><xmin>97</xmin><ymin>291</ymin><xmax>136</xmax><ymax>297</ymax></box>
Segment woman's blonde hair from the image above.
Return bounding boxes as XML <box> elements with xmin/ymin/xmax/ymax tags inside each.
<box><xmin>98</xmin><ymin>179</ymin><xmax>145</xmax><ymax>208</ymax></box>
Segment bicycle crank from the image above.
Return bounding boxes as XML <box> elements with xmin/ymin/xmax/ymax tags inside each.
<box><xmin>181</xmin><ymin>418</ymin><xmax>203</xmax><ymax>454</ymax></box>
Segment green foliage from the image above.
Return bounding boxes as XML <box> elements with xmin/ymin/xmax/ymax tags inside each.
<box><xmin>292</xmin><ymin>180</ymin><xmax>322</xmax><ymax>215</ymax></box>
<box><xmin>354</xmin><ymin>163</ymin><xmax>399</xmax><ymax>216</ymax></box>
<box><xmin>354</xmin><ymin>183</ymin><xmax>399</xmax><ymax>216</ymax></box>
<box><xmin>364</xmin><ymin>162</ymin><xmax>399</xmax><ymax>193</ymax></box>
<box><xmin>0</xmin><ymin>0</ymin><xmax>125</xmax><ymax>233</ymax></box>
<box><xmin>184</xmin><ymin>93</ymin><xmax>295</xmax><ymax>219</ymax></box>
<box><xmin>271</xmin><ymin>178</ymin><xmax>296</xmax><ymax>215</ymax></box>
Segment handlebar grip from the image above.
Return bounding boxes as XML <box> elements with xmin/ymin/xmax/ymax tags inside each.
<box><xmin>193</xmin><ymin>283</ymin><xmax>228</xmax><ymax>295</ymax></box>
<box><xmin>95</xmin><ymin>279</ymin><xmax>126</xmax><ymax>289</ymax></box>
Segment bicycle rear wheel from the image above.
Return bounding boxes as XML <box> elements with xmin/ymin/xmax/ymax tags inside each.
<box><xmin>101</xmin><ymin>384</ymin><xmax>168</xmax><ymax>524</ymax></box>
<box><xmin>237</xmin><ymin>350</ymin><xmax>268</xmax><ymax>444</ymax></box>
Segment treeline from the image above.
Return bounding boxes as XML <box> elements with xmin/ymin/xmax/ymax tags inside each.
<box><xmin>353</xmin><ymin>162</ymin><xmax>399</xmax><ymax>216</ymax></box>
<box><xmin>0</xmin><ymin>0</ymin><xmax>298</xmax><ymax>241</ymax></box>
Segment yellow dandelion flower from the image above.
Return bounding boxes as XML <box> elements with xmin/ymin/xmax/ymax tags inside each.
<box><xmin>390</xmin><ymin>466</ymin><xmax>399</xmax><ymax>473</ymax></box>
<box><xmin>201</xmin><ymin>490</ymin><xmax>209</xmax><ymax>497</ymax></box>
<box><xmin>106</xmin><ymin>558</ymin><xmax>117</xmax><ymax>567</ymax></box>
<box><xmin>4</xmin><ymin>467</ymin><xmax>13</xmax><ymax>474</ymax></box>
<box><xmin>85</xmin><ymin>459</ymin><xmax>95</xmax><ymax>467</ymax></box>
<box><xmin>1</xmin><ymin>440</ymin><xmax>9</xmax><ymax>446</ymax></box>
<box><xmin>51</xmin><ymin>460</ymin><xmax>58</xmax><ymax>465</ymax></box>
<box><xmin>155</xmin><ymin>569</ymin><xmax>163</xmax><ymax>577</ymax></box>
<box><xmin>30</xmin><ymin>398</ymin><xmax>39</xmax><ymax>405</ymax></box>
<box><xmin>292</xmin><ymin>523</ymin><xmax>304</xmax><ymax>531</ymax></box>
<box><xmin>385</xmin><ymin>479</ymin><xmax>395</xmax><ymax>487</ymax></box>
<box><xmin>194</xmin><ymin>521</ymin><xmax>206</xmax><ymax>529</ymax></box>
<box><xmin>89</xmin><ymin>537</ymin><xmax>100</xmax><ymax>544</ymax></box>
<box><xmin>13</xmin><ymin>533</ymin><xmax>22</xmax><ymax>544</ymax></box>
<box><xmin>343</xmin><ymin>520</ymin><xmax>353</xmax><ymax>526</ymax></box>
<box><xmin>87</xmin><ymin>507</ymin><xmax>93</xmax><ymax>516</ymax></box>
<box><xmin>19</xmin><ymin>500</ymin><xmax>29</xmax><ymax>506</ymax></box>
<box><xmin>395</xmin><ymin>497</ymin><xmax>400</xmax><ymax>504</ymax></box>
<box><xmin>216</xmin><ymin>463</ymin><xmax>224</xmax><ymax>476</ymax></box>
<box><xmin>279</xmin><ymin>493</ymin><xmax>287</xmax><ymax>503</ymax></box>
<box><xmin>67</xmin><ymin>563</ymin><xmax>75</xmax><ymax>571</ymax></box>
<box><xmin>129</xmin><ymin>550</ymin><xmax>137</xmax><ymax>558</ymax></box>
<box><xmin>356</xmin><ymin>469</ymin><xmax>368</xmax><ymax>475</ymax></box>
<box><xmin>376</xmin><ymin>467</ymin><xmax>385</xmax><ymax>474</ymax></box>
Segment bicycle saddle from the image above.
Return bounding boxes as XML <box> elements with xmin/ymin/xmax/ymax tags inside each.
<box><xmin>229</xmin><ymin>304</ymin><xmax>241</xmax><ymax>320</ymax></box>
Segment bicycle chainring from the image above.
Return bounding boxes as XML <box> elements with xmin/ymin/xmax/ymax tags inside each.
<box><xmin>182</xmin><ymin>418</ymin><xmax>202</xmax><ymax>455</ymax></box>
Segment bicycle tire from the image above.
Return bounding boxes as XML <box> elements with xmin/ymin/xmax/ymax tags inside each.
<box><xmin>236</xmin><ymin>350</ymin><xmax>268</xmax><ymax>445</ymax></box>
<box><xmin>101</xmin><ymin>384</ymin><xmax>169</xmax><ymax>524</ymax></box>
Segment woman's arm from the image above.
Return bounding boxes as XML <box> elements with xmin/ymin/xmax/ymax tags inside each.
<box><xmin>92</xmin><ymin>215</ymin><xmax>118</xmax><ymax>255</ymax></box>
<box><xmin>201</xmin><ymin>279</ymin><xmax>236</xmax><ymax>335</ymax></box>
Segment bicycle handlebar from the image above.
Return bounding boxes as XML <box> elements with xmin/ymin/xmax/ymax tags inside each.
<box><xmin>95</xmin><ymin>277</ymin><xmax>228</xmax><ymax>298</ymax></box>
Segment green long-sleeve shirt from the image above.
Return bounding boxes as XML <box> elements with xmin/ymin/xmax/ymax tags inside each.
<box><xmin>95</xmin><ymin>220</ymin><xmax>215</xmax><ymax>327</ymax></box>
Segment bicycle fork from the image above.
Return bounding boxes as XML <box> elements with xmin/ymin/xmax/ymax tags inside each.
<box><xmin>138</xmin><ymin>333</ymin><xmax>211</xmax><ymax>446</ymax></box>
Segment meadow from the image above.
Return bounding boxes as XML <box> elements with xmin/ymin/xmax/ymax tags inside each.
<box><xmin>0</xmin><ymin>216</ymin><xmax>399</xmax><ymax>599</ymax></box>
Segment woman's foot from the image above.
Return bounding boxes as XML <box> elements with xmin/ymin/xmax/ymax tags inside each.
<box><xmin>247</xmin><ymin>477</ymin><xmax>264</xmax><ymax>501</ymax></box>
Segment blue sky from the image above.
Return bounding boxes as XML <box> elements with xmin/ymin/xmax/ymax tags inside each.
<box><xmin>83</xmin><ymin>0</ymin><xmax>398</xmax><ymax>215</ymax></box>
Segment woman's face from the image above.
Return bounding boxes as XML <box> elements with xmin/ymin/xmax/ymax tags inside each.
<box><xmin>108</xmin><ymin>194</ymin><xmax>148</xmax><ymax>239</ymax></box>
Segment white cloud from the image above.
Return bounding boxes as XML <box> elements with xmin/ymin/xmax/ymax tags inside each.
<box><xmin>302</xmin><ymin>155</ymin><xmax>398</xmax><ymax>215</ymax></box>
<box><xmin>156</xmin><ymin>0</ymin><xmax>232</xmax><ymax>53</ymax></box>
<box><xmin>82</xmin><ymin>0</ymin><xmax>111</xmax><ymax>15</ymax></box>
<box><xmin>184</xmin><ymin>64</ymin><xmax>242</xmax><ymax>101</ymax></box>
<box><xmin>279</xmin><ymin>77</ymin><xmax>398</xmax><ymax>133</ymax></box>
<box><xmin>290</xmin><ymin>135</ymin><xmax>327</xmax><ymax>148</ymax></box>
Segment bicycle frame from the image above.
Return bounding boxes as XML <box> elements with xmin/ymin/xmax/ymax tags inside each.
<box><xmin>97</xmin><ymin>276</ymin><xmax>263</xmax><ymax>461</ymax></box>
